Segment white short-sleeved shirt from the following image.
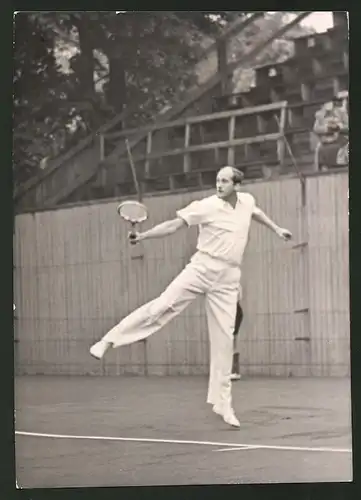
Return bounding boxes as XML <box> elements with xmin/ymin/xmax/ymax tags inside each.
<box><xmin>177</xmin><ymin>192</ymin><xmax>256</xmax><ymax>267</ymax></box>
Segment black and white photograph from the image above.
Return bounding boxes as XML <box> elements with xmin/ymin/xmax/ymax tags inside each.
<box><xmin>13</xmin><ymin>11</ymin><xmax>351</xmax><ymax>489</ymax></box>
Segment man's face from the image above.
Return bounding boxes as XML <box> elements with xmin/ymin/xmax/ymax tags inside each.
<box><xmin>216</xmin><ymin>167</ymin><xmax>236</xmax><ymax>199</ymax></box>
<box><xmin>324</xmin><ymin>101</ymin><xmax>334</xmax><ymax>113</ymax></box>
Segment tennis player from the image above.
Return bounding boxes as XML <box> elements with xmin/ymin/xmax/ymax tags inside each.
<box><xmin>90</xmin><ymin>166</ymin><xmax>292</xmax><ymax>428</ymax></box>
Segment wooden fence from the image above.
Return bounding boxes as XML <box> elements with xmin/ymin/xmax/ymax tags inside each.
<box><xmin>13</xmin><ymin>171</ymin><xmax>349</xmax><ymax>377</ymax></box>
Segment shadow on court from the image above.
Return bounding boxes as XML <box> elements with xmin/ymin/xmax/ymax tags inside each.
<box><xmin>15</xmin><ymin>375</ymin><xmax>353</xmax><ymax>488</ymax></box>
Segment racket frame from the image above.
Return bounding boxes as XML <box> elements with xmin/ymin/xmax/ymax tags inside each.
<box><xmin>116</xmin><ymin>200</ymin><xmax>148</xmax><ymax>244</ymax></box>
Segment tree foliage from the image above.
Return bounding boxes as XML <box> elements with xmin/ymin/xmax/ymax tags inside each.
<box><xmin>14</xmin><ymin>11</ymin><xmax>236</xmax><ymax>186</ymax></box>
<box><xmin>13</xmin><ymin>13</ymin><xmax>76</xmax><ymax>185</ymax></box>
<box><xmin>230</xmin><ymin>13</ymin><xmax>316</xmax><ymax>92</ymax></box>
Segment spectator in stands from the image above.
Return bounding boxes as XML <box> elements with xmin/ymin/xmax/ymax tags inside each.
<box><xmin>336</xmin><ymin>91</ymin><xmax>349</xmax><ymax>166</ymax></box>
<box><xmin>313</xmin><ymin>95</ymin><xmax>349</xmax><ymax>171</ymax></box>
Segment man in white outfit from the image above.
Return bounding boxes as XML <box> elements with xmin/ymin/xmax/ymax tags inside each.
<box><xmin>90</xmin><ymin>166</ymin><xmax>292</xmax><ymax>428</ymax></box>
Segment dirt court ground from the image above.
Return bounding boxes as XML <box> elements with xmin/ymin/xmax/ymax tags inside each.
<box><xmin>15</xmin><ymin>375</ymin><xmax>353</xmax><ymax>488</ymax></box>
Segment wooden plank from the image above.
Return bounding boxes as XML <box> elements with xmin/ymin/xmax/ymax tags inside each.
<box><xmin>62</xmin><ymin>204</ymin><xmax>101</xmax><ymax>265</ymax></box>
<box><xmin>116</xmin><ymin>133</ymin><xmax>281</xmax><ymax>165</ymax></box>
<box><xmin>290</xmin><ymin>313</ymin><xmax>311</xmax><ymax>377</ymax></box>
<box><xmin>198</xmin><ymin>13</ymin><xmax>264</xmax><ymax>62</ymax></box>
<box><xmin>230</xmin><ymin>12</ymin><xmax>311</xmax><ymax>69</ymax></box>
<box><xmin>18</xmin><ymin>268</ymin><xmax>40</xmax><ymax>323</ymax></box>
<box><xmin>34</xmin><ymin>212</ymin><xmax>53</xmax><ymax>267</ymax></box>
<box><xmin>103</xmin><ymin>101</ymin><xmax>287</xmax><ymax>140</ymax></box>
<box><xmin>16</xmin><ymin>319</ymin><xmax>38</xmax><ymax>371</ymax></box>
<box><xmin>48</xmin><ymin>210</ymin><xmax>66</xmax><ymax>266</ymax></box>
<box><xmin>37</xmin><ymin>267</ymin><xmax>51</xmax><ymax>320</ymax></box>
<box><xmin>15</xmin><ymin>214</ymin><xmax>38</xmax><ymax>268</ymax></box>
<box><xmin>256</xmin><ymin>114</ymin><xmax>267</xmax><ymax>134</ymax></box>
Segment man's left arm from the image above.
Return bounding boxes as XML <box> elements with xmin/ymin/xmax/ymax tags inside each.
<box><xmin>252</xmin><ymin>206</ymin><xmax>292</xmax><ymax>241</ymax></box>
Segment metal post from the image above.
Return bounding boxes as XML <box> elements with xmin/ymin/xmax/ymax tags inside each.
<box><xmin>145</xmin><ymin>131</ymin><xmax>152</xmax><ymax>177</ymax></box>
<box><xmin>227</xmin><ymin>116</ymin><xmax>236</xmax><ymax>165</ymax></box>
<box><xmin>183</xmin><ymin>124</ymin><xmax>191</xmax><ymax>173</ymax></box>
<box><xmin>277</xmin><ymin>105</ymin><xmax>287</xmax><ymax>167</ymax></box>
<box><xmin>99</xmin><ymin>134</ymin><xmax>105</xmax><ymax>161</ymax></box>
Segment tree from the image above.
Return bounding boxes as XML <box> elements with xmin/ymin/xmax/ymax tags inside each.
<box><xmin>31</xmin><ymin>12</ymin><xmax>113</xmax><ymax>129</ymax></box>
<box><xmin>104</xmin><ymin>13</ymin><xmax>197</xmax><ymax>125</ymax></box>
<box><xmin>13</xmin><ymin>11</ymin><xmax>240</xmax><ymax>186</ymax></box>
<box><xmin>230</xmin><ymin>13</ymin><xmax>316</xmax><ymax>92</ymax></box>
<box><xmin>13</xmin><ymin>13</ymin><xmax>74</xmax><ymax>186</ymax></box>
<box><xmin>92</xmin><ymin>12</ymin><xmax>239</xmax><ymax>127</ymax></box>
<box><xmin>191</xmin><ymin>12</ymin><xmax>316</xmax><ymax>94</ymax></box>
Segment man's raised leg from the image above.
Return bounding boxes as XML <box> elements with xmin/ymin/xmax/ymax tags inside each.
<box><xmin>90</xmin><ymin>260</ymin><xmax>206</xmax><ymax>359</ymax></box>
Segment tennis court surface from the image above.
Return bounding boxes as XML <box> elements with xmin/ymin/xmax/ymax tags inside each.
<box><xmin>15</xmin><ymin>375</ymin><xmax>352</xmax><ymax>488</ymax></box>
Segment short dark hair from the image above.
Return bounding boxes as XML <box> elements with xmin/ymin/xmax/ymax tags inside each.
<box><xmin>231</xmin><ymin>167</ymin><xmax>244</xmax><ymax>185</ymax></box>
<box><xmin>332</xmin><ymin>96</ymin><xmax>343</xmax><ymax>104</ymax></box>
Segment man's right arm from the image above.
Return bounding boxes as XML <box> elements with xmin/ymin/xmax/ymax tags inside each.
<box><xmin>137</xmin><ymin>217</ymin><xmax>186</xmax><ymax>242</ymax></box>
<box><xmin>133</xmin><ymin>198</ymin><xmax>210</xmax><ymax>244</ymax></box>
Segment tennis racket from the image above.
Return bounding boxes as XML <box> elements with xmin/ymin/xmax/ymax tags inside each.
<box><xmin>117</xmin><ymin>200</ymin><xmax>148</xmax><ymax>244</ymax></box>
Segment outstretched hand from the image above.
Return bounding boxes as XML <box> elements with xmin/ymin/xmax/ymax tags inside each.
<box><xmin>277</xmin><ymin>228</ymin><xmax>292</xmax><ymax>241</ymax></box>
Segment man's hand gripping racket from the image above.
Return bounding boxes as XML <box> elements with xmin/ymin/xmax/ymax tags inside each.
<box><xmin>277</xmin><ymin>227</ymin><xmax>292</xmax><ymax>241</ymax></box>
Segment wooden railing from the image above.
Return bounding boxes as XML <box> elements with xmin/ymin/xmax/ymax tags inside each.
<box><xmin>15</xmin><ymin>101</ymin><xmax>287</xmax><ymax>209</ymax></box>
<box><xmin>99</xmin><ymin>100</ymin><xmax>287</xmax><ymax>174</ymax></box>
<box><xmin>55</xmin><ymin>101</ymin><xmax>287</xmax><ymax>205</ymax></box>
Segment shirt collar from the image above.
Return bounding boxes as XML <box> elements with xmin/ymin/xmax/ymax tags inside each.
<box><xmin>219</xmin><ymin>194</ymin><xmax>240</xmax><ymax>209</ymax></box>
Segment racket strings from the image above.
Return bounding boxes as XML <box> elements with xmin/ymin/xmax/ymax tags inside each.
<box><xmin>118</xmin><ymin>202</ymin><xmax>147</xmax><ymax>222</ymax></box>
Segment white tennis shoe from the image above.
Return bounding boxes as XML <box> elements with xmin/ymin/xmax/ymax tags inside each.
<box><xmin>223</xmin><ymin>410</ymin><xmax>241</xmax><ymax>428</ymax></box>
<box><xmin>90</xmin><ymin>340</ymin><xmax>111</xmax><ymax>360</ymax></box>
<box><xmin>230</xmin><ymin>373</ymin><xmax>241</xmax><ymax>381</ymax></box>
<box><xmin>212</xmin><ymin>404</ymin><xmax>241</xmax><ymax>428</ymax></box>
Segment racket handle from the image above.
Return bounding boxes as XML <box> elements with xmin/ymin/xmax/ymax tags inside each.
<box><xmin>129</xmin><ymin>231</ymin><xmax>137</xmax><ymax>245</ymax></box>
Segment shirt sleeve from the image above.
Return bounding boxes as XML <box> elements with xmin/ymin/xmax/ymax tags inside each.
<box><xmin>176</xmin><ymin>199</ymin><xmax>211</xmax><ymax>226</ymax></box>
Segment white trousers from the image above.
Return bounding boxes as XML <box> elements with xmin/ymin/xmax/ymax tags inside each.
<box><xmin>102</xmin><ymin>251</ymin><xmax>241</xmax><ymax>410</ymax></box>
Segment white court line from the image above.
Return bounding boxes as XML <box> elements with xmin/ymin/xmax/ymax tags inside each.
<box><xmin>15</xmin><ymin>431</ymin><xmax>255</xmax><ymax>449</ymax></box>
<box><xmin>214</xmin><ymin>446</ymin><xmax>260</xmax><ymax>452</ymax></box>
<box><xmin>214</xmin><ymin>445</ymin><xmax>352</xmax><ymax>453</ymax></box>
<box><xmin>15</xmin><ymin>431</ymin><xmax>352</xmax><ymax>454</ymax></box>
